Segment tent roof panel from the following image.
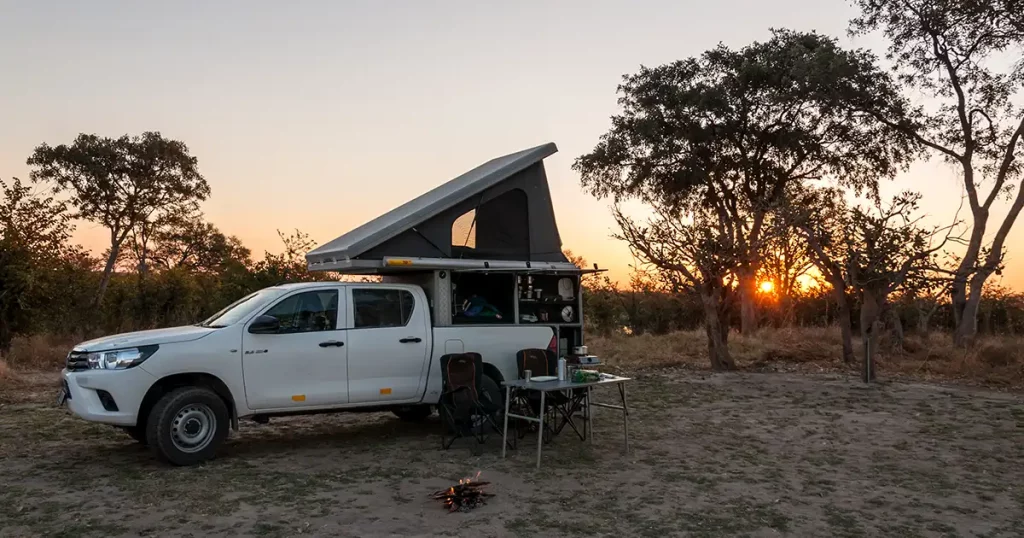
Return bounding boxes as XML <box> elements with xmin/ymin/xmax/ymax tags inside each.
<box><xmin>306</xmin><ymin>142</ymin><xmax>558</xmax><ymax>266</ymax></box>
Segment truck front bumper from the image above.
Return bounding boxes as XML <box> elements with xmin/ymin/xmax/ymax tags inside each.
<box><xmin>61</xmin><ymin>367</ymin><xmax>157</xmax><ymax>427</ymax></box>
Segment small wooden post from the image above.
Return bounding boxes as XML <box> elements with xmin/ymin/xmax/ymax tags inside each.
<box><xmin>863</xmin><ymin>334</ymin><xmax>872</xmax><ymax>383</ymax></box>
<box><xmin>863</xmin><ymin>321</ymin><xmax>880</xmax><ymax>383</ymax></box>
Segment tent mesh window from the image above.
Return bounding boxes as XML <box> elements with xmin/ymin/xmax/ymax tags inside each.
<box><xmin>452</xmin><ymin>189</ymin><xmax>529</xmax><ymax>260</ymax></box>
<box><xmin>452</xmin><ymin>209</ymin><xmax>477</xmax><ymax>251</ymax></box>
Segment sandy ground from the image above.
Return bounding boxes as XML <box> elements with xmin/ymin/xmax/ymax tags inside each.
<box><xmin>1</xmin><ymin>370</ymin><xmax>1023</xmax><ymax>537</ymax></box>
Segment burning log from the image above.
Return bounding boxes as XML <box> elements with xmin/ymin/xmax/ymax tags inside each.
<box><xmin>431</xmin><ymin>472</ymin><xmax>494</xmax><ymax>512</ymax></box>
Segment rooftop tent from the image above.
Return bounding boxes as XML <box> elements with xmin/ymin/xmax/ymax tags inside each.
<box><xmin>306</xmin><ymin>143</ymin><xmax>575</xmax><ymax>273</ymax></box>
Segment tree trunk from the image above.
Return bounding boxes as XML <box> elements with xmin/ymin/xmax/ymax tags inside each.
<box><xmin>917</xmin><ymin>309</ymin><xmax>931</xmax><ymax>335</ymax></box>
<box><xmin>950</xmin><ymin>274</ymin><xmax>968</xmax><ymax>334</ymax></box>
<box><xmin>832</xmin><ymin>282</ymin><xmax>855</xmax><ymax>364</ymax></box>
<box><xmin>888</xmin><ymin>307</ymin><xmax>904</xmax><ymax>352</ymax></box>
<box><xmin>954</xmin><ymin>272</ymin><xmax>987</xmax><ymax>347</ymax></box>
<box><xmin>0</xmin><ymin>318</ymin><xmax>12</xmax><ymax>355</ymax></box>
<box><xmin>737</xmin><ymin>267</ymin><xmax>758</xmax><ymax>335</ymax></box>
<box><xmin>951</xmin><ymin>204</ymin><xmax>988</xmax><ymax>343</ymax></box>
<box><xmin>94</xmin><ymin>240</ymin><xmax>121</xmax><ymax>307</ymax></box>
<box><xmin>860</xmin><ymin>288</ymin><xmax>886</xmax><ymax>371</ymax></box>
<box><xmin>701</xmin><ymin>285</ymin><xmax>735</xmax><ymax>371</ymax></box>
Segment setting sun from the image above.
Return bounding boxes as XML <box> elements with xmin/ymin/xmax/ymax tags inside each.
<box><xmin>758</xmin><ymin>280</ymin><xmax>775</xmax><ymax>293</ymax></box>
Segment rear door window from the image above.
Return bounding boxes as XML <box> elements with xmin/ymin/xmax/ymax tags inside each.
<box><xmin>352</xmin><ymin>289</ymin><xmax>415</xmax><ymax>328</ymax></box>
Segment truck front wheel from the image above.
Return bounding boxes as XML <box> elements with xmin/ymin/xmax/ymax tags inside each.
<box><xmin>146</xmin><ymin>386</ymin><xmax>229</xmax><ymax>466</ymax></box>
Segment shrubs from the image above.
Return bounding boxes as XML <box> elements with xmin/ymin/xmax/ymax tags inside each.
<box><xmin>589</xmin><ymin>327</ymin><xmax>1024</xmax><ymax>387</ymax></box>
<box><xmin>978</xmin><ymin>342</ymin><xmax>1017</xmax><ymax>367</ymax></box>
<box><xmin>0</xmin><ymin>358</ymin><xmax>13</xmax><ymax>383</ymax></box>
<box><xmin>3</xmin><ymin>334</ymin><xmax>75</xmax><ymax>371</ymax></box>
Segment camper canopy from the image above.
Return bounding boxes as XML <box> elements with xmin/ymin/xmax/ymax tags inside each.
<box><xmin>306</xmin><ymin>143</ymin><xmax>576</xmax><ymax>273</ymax></box>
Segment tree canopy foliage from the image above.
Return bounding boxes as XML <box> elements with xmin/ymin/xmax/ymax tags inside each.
<box><xmin>575</xmin><ymin>29</ymin><xmax>917</xmax><ymax>368</ymax></box>
<box><xmin>790</xmin><ymin>187</ymin><xmax>955</xmax><ymax>363</ymax></box>
<box><xmin>849</xmin><ymin>0</ymin><xmax>1024</xmax><ymax>344</ymax></box>
<box><xmin>0</xmin><ymin>178</ymin><xmax>77</xmax><ymax>351</ymax></box>
<box><xmin>27</xmin><ymin>132</ymin><xmax>210</xmax><ymax>305</ymax></box>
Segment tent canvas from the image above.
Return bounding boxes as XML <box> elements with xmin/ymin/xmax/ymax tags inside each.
<box><xmin>306</xmin><ymin>143</ymin><xmax>575</xmax><ymax>273</ymax></box>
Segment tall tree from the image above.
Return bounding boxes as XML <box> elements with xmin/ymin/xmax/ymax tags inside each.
<box><xmin>849</xmin><ymin>0</ymin><xmax>1024</xmax><ymax>345</ymax></box>
<box><xmin>792</xmin><ymin>188</ymin><xmax>955</xmax><ymax>364</ymax></box>
<box><xmin>786</xmin><ymin>187</ymin><xmax>860</xmax><ymax>363</ymax></box>
<box><xmin>126</xmin><ymin>206</ymin><xmax>251</xmax><ymax>274</ymax></box>
<box><xmin>0</xmin><ymin>178</ymin><xmax>75</xmax><ymax>352</ymax></box>
<box><xmin>575</xmin><ymin>30</ymin><xmax>915</xmax><ymax>365</ymax></box>
<box><xmin>27</xmin><ymin>132</ymin><xmax>210</xmax><ymax>305</ymax></box>
<box><xmin>614</xmin><ymin>204</ymin><xmax>739</xmax><ymax>368</ymax></box>
<box><xmin>759</xmin><ymin>213</ymin><xmax>817</xmax><ymax>324</ymax></box>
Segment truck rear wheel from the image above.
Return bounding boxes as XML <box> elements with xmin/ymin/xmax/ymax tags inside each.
<box><xmin>392</xmin><ymin>405</ymin><xmax>433</xmax><ymax>422</ymax></box>
<box><xmin>480</xmin><ymin>375</ymin><xmax>503</xmax><ymax>415</ymax></box>
<box><xmin>439</xmin><ymin>375</ymin><xmax>504</xmax><ymax>433</ymax></box>
<box><xmin>146</xmin><ymin>386</ymin><xmax>229</xmax><ymax>466</ymax></box>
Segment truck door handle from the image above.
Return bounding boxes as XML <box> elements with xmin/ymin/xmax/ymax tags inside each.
<box><xmin>319</xmin><ymin>340</ymin><xmax>345</xmax><ymax>347</ymax></box>
<box><xmin>399</xmin><ymin>337</ymin><xmax>422</xmax><ymax>344</ymax></box>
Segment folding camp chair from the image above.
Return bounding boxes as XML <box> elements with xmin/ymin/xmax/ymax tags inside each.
<box><xmin>439</xmin><ymin>352</ymin><xmax>506</xmax><ymax>453</ymax></box>
<box><xmin>516</xmin><ymin>348</ymin><xmax>589</xmax><ymax>441</ymax></box>
<box><xmin>514</xmin><ymin>349</ymin><xmax>562</xmax><ymax>441</ymax></box>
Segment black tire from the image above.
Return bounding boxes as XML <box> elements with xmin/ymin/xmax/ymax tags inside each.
<box><xmin>439</xmin><ymin>375</ymin><xmax>504</xmax><ymax>433</ymax></box>
<box><xmin>120</xmin><ymin>425</ymin><xmax>148</xmax><ymax>445</ymax></box>
<box><xmin>145</xmin><ymin>386</ymin><xmax>229</xmax><ymax>466</ymax></box>
<box><xmin>480</xmin><ymin>374</ymin><xmax>504</xmax><ymax>415</ymax></box>
<box><xmin>392</xmin><ymin>405</ymin><xmax>433</xmax><ymax>422</ymax></box>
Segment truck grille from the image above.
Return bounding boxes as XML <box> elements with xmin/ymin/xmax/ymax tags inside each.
<box><xmin>66</xmin><ymin>351</ymin><xmax>90</xmax><ymax>371</ymax></box>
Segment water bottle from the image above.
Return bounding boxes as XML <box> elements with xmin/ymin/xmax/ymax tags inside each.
<box><xmin>557</xmin><ymin>358</ymin><xmax>567</xmax><ymax>381</ymax></box>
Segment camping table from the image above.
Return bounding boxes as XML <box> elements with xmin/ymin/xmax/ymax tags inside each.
<box><xmin>501</xmin><ymin>375</ymin><xmax>631</xmax><ymax>469</ymax></box>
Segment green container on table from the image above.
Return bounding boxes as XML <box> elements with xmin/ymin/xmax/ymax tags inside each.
<box><xmin>573</xmin><ymin>369</ymin><xmax>599</xmax><ymax>383</ymax></box>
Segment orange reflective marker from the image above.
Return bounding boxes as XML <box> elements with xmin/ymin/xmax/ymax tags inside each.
<box><xmin>380</xmin><ymin>388</ymin><xmax>392</xmax><ymax>395</ymax></box>
<box><xmin>291</xmin><ymin>394</ymin><xmax>306</xmax><ymax>402</ymax></box>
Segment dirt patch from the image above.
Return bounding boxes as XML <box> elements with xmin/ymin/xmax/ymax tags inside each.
<box><xmin>2</xmin><ymin>371</ymin><xmax>1023</xmax><ymax>537</ymax></box>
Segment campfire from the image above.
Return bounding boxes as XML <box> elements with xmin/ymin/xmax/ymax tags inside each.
<box><xmin>431</xmin><ymin>472</ymin><xmax>493</xmax><ymax>512</ymax></box>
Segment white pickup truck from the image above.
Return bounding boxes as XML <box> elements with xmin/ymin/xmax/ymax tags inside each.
<box><xmin>59</xmin><ymin>282</ymin><xmax>555</xmax><ymax>465</ymax></box>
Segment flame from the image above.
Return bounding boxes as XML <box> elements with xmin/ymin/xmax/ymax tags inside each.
<box><xmin>458</xmin><ymin>471</ymin><xmax>482</xmax><ymax>486</ymax></box>
<box><xmin>435</xmin><ymin>471</ymin><xmax>486</xmax><ymax>512</ymax></box>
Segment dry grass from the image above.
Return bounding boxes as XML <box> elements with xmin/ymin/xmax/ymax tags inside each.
<box><xmin>0</xmin><ymin>358</ymin><xmax>14</xmax><ymax>382</ymax></box>
<box><xmin>590</xmin><ymin>327</ymin><xmax>1024</xmax><ymax>388</ymax></box>
<box><xmin>1</xmin><ymin>333</ymin><xmax>78</xmax><ymax>371</ymax></box>
<box><xmin>2</xmin><ymin>328</ymin><xmax>1022</xmax><ymax>390</ymax></box>
<box><xmin>590</xmin><ymin>327</ymin><xmax>850</xmax><ymax>371</ymax></box>
<box><xmin>886</xmin><ymin>332</ymin><xmax>1024</xmax><ymax>387</ymax></box>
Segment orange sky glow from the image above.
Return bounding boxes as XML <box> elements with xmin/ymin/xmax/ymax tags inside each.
<box><xmin>1</xmin><ymin>1</ymin><xmax>1021</xmax><ymax>290</ymax></box>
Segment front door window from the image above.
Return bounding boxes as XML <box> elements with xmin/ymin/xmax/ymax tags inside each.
<box><xmin>264</xmin><ymin>290</ymin><xmax>339</xmax><ymax>333</ymax></box>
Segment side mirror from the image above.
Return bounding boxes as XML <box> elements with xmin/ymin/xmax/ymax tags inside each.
<box><xmin>248</xmin><ymin>315</ymin><xmax>280</xmax><ymax>334</ymax></box>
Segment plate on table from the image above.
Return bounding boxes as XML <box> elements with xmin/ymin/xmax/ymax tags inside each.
<box><xmin>531</xmin><ymin>376</ymin><xmax>558</xmax><ymax>382</ymax></box>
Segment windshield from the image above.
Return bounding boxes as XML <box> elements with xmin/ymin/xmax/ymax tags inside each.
<box><xmin>198</xmin><ymin>289</ymin><xmax>280</xmax><ymax>328</ymax></box>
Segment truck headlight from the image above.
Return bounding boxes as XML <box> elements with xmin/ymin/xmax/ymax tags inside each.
<box><xmin>86</xmin><ymin>345</ymin><xmax>158</xmax><ymax>370</ymax></box>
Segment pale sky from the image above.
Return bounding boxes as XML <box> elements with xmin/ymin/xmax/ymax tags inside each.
<box><xmin>2</xmin><ymin>0</ymin><xmax>1021</xmax><ymax>288</ymax></box>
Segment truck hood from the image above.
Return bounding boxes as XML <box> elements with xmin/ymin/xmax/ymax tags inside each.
<box><xmin>75</xmin><ymin>326</ymin><xmax>217</xmax><ymax>352</ymax></box>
